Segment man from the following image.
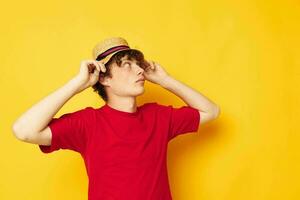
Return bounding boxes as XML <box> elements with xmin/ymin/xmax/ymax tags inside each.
<box><xmin>12</xmin><ymin>37</ymin><xmax>220</xmax><ymax>200</ymax></box>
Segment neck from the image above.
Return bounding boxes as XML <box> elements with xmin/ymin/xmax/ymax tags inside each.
<box><xmin>106</xmin><ymin>96</ymin><xmax>137</xmax><ymax>113</ymax></box>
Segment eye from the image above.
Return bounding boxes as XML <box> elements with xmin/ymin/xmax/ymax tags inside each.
<box><xmin>123</xmin><ymin>62</ymin><xmax>131</xmax><ymax>67</ymax></box>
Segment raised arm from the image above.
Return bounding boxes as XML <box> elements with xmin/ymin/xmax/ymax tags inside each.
<box><xmin>144</xmin><ymin>60</ymin><xmax>220</xmax><ymax>125</ymax></box>
<box><xmin>159</xmin><ymin>75</ymin><xmax>220</xmax><ymax>125</ymax></box>
<box><xmin>11</xmin><ymin>60</ymin><xmax>106</xmax><ymax>145</ymax></box>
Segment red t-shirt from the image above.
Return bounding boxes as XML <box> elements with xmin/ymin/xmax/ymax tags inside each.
<box><xmin>39</xmin><ymin>102</ymin><xmax>200</xmax><ymax>200</ymax></box>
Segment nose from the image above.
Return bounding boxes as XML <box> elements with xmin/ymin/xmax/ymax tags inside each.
<box><xmin>135</xmin><ymin>63</ymin><xmax>144</xmax><ymax>75</ymax></box>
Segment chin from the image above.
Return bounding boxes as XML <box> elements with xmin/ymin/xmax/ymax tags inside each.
<box><xmin>135</xmin><ymin>87</ymin><xmax>145</xmax><ymax>96</ymax></box>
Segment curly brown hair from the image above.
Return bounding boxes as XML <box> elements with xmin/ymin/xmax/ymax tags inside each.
<box><xmin>92</xmin><ymin>49</ymin><xmax>149</xmax><ymax>102</ymax></box>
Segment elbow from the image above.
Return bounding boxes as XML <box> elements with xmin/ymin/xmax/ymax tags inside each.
<box><xmin>12</xmin><ymin>123</ymin><xmax>29</xmax><ymax>141</ymax></box>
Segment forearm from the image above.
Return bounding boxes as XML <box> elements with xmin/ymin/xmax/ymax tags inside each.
<box><xmin>12</xmin><ymin>76</ymin><xmax>84</xmax><ymax>136</ymax></box>
<box><xmin>160</xmin><ymin>75</ymin><xmax>219</xmax><ymax>114</ymax></box>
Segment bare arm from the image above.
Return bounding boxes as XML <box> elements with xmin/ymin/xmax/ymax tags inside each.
<box><xmin>160</xmin><ymin>75</ymin><xmax>220</xmax><ymax>125</ymax></box>
<box><xmin>143</xmin><ymin>60</ymin><xmax>220</xmax><ymax>125</ymax></box>
<box><xmin>12</xmin><ymin>60</ymin><xmax>106</xmax><ymax>144</ymax></box>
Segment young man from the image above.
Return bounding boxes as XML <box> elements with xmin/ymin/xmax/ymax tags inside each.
<box><xmin>12</xmin><ymin>37</ymin><xmax>220</xmax><ymax>200</ymax></box>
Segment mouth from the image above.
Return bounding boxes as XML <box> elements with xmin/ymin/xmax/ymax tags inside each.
<box><xmin>136</xmin><ymin>78</ymin><xmax>145</xmax><ymax>82</ymax></box>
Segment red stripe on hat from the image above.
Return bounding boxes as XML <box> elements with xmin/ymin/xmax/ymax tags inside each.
<box><xmin>96</xmin><ymin>45</ymin><xmax>130</xmax><ymax>61</ymax></box>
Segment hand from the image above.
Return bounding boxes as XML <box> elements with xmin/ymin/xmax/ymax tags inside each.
<box><xmin>75</xmin><ymin>60</ymin><xmax>107</xmax><ymax>90</ymax></box>
<box><xmin>144</xmin><ymin>60</ymin><xmax>170</xmax><ymax>85</ymax></box>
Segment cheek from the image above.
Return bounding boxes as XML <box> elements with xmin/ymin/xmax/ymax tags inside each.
<box><xmin>111</xmin><ymin>68</ymin><xmax>136</xmax><ymax>87</ymax></box>
<box><xmin>112</xmin><ymin>73</ymin><xmax>132</xmax><ymax>88</ymax></box>
<box><xmin>119</xmin><ymin>70</ymin><xmax>133</xmax><ymax>81</ymax></box>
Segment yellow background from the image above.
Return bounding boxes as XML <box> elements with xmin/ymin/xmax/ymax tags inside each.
<box><xmin>1</xmin><ymin>0</ymin><xmax>299</xmax><ymax>199</ymax></box>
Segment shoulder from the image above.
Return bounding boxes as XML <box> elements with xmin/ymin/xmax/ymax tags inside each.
<box><xmin>143</xmin><ymin>102</ymin><xmax>172</xmax><ymax>108</ymax></box>
<box><xmin>140</xmin><ymin>102</ymin><xmax>157</xmax><ymax>107</ymax></box>
<box><xmin>72</xmin><ymin>106</ymin><xmax>95</xmax><ymax>115</ymax></box>
<box><xmin>139</xmin><ymin>102</ymin><xmax>161</xmax><ymax>109</ymax></box>
<box><xmin>59</xmin><ymin>106</ymin><xmax>96</xmax><ymax>120</ymax></box>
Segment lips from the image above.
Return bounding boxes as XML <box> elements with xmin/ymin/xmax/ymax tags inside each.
<box><xmin>136</xmin><ymin>78</ymin><xmax>145</xmax><ymax>82</ymax></box>
<box><xmin>136</xmin><ymin>80</ymin><xmax>145</xmax><ymax>84</ymax></box>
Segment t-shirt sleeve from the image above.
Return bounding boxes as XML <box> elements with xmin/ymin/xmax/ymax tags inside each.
<box><xmin>38</xmin><ymin>107</ymin><xmax>92</xmax><ymax>154</ymax></box>
<box><xmin>155</xmin><ymin>103</ymin><xmax>200</xmax><ymax>141</ymax></box>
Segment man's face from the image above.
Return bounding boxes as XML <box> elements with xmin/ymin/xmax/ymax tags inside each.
<box><xmin>104</xmin><ymin>55</ymin><xmax>146</xmax><ymax>98</ymax></box>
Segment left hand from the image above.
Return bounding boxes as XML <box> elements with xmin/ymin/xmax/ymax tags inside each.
<box><xmin>143</xmin><ymin>60</ymin><xmax>170</xmax><ymax>85</ymax></box>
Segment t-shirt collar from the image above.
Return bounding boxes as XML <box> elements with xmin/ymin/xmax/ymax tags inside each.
<box><xmin>102</xmin><ymin>103</ymin><xmax>140</xmax><ymax>117</ymax></box>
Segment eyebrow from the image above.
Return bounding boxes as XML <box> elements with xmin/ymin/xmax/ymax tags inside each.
<box><xmin>121</xmin><ymin>59</ymin><xmax>137</xmax><ymax>65</ymax></box>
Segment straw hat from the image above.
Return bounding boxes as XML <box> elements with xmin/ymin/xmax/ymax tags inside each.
<box><xmin>92</xmin><ymin>37</ymin><xmax>132</xmax><ymax>65</ymax></box>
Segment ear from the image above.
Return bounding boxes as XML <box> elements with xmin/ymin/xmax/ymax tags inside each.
<box><xmin>99</xmin><ymin>75</ymin><xmax>110</xmax><ymax>87</ymax></box>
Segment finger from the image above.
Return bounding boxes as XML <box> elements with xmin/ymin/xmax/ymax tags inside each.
<box><xmin>143</xmin><ymin>60</ymin><xmax>151</xmax><ymax>70</ymax></box>
<box><xmin>150</xmin><ymin>61</ymin><xmax>155</xmax><ymax>69</ymax></box>
<box><xmin>99</xmin><ymin>62</ymin><xmax>107</xmax><ymax>72</ymax></box>
<box><xmin>87</xmin><ymin>63</ymin><xmax>96</xmax><ymax>73</ymax></box>
<box><xmin>92</xmin><ymin>61</ymin><xmax>101</xmax><ymax>72</ymax></box>
<box><xmin>96</xmin><ymin>61</ymin><xmax>106</xmax><ymax>73</ymax></box>
<box><xmin>147</xmin><ymin>60</ymin><xmax>153</xmax><ymax>67</ymax></box>
<box><xmin>147</xmin><ymin>61</ymin><xmax>152</xmax><ymax>68</ymax></box>
<box><xmin>93</xmin><ymin>67</ymin><xmax>100</xmax><ymax>76</ymax></box>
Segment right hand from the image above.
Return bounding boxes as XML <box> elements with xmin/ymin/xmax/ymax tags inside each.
<box><xmin>75</xmin><ymin>60</ymin><xmax>107</xmax><ymax>90</ymax></box>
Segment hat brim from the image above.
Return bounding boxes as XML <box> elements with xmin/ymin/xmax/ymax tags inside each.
<box><xmin>99</xmin><ymin>48</ymin><xmax>132</xmax><ymax>65</ymax></box>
